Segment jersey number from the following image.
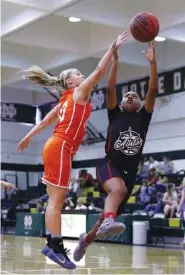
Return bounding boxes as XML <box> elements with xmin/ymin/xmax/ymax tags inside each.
<box><xmin>59</xmin><ymin>101</ymin><xmax>68</xmax><ymax>122</ymax></box>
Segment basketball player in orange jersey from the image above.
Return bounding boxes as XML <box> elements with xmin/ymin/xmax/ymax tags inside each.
<box><xmin>17</xmin><ymin>31</ymin><xmax>128</xmax><ymax>270</ymax></box>
<box><xmin>74</xmin><ymin>41</ymin><xmax>158</xmax><ymax>261</ymax></box>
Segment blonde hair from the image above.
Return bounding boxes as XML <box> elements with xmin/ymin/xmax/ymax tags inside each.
<box><xmin>22</xmin><ymin>66</ymin><xmax>77</xmax><ymax>94</ymax></box>
<box><xmin>22</xmin><ymin>66</ymin><xmax>59</xmax><ymax>87</ymax></box>
<box><xmin>167</xmin><ymin>183</ymin><xmax>174</xmax><ymax>196</ymax></box>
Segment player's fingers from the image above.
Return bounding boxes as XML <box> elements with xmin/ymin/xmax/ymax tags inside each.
<box><xmin>118</xmin><ymin>37</ymin><xmax>128</xmax><ymax>44</ymax></box>
<box><xmin>18</xmin><ymin>145</ymin><xmax>24</xmax><ymax>152</ymax></box>
<box><xmin>120</xmin><ymin>32</ymin><xmax>128</xmax><ymax>39</ymax></box>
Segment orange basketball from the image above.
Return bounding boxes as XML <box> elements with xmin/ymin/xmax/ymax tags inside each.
<box><xmin>130</xmin><ymin>12</ymin><xmax>160</xmax><ymax>43</ymax></box>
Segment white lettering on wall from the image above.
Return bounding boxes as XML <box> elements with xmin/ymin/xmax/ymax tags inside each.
<box><xmin>174</xmin><ymin>72</ymin><xmax>181</xmax><ymax>91</ymax></box>
<box><xmin>1</xmin><ymin>103</ymin><xmax>17</xmax><ymax>121</ymax></box>
<box><xmin>158</xmin><ymin>76</ymin><xmax>165</xmax><ymax>94</ymax></box>
<box><xmin>140</xmin><ymin>81</ymin><xmax>147</xmax><ymax>98</ymax></box>
<box><xmin>130</xmin><ymin>83</ymin><xmax>137</xmax><ymax>93</ymax></box>
<box><xmin>91</xmin><ymin>90</ymin><xmax>105</xmax><ymax>110</ymax></box>
<box><xmin>121</xmin><ymin>86</ymin><xmax>128</xmax><ymax>96</ymax></box>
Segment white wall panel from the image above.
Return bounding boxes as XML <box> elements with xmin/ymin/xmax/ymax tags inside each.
<box><xmin>1</xmin><ymin>87</ymin><xmax>34</xmax><ymax>104</ymax></box>
<box><xmin>1</xmin><ymin>122</ymin><xmax>39</xmax><ymax>164</ymax></box>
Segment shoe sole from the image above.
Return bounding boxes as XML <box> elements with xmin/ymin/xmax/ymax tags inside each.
<box><xmin>47</xmin><ymin>250</ymin><xmax>76</xmax><ymax>270</ymax></box>
<box><xmin>96</xmin><ymin>223</ymin><xmax>126</xmax><ymax>239</ymax></box>
<box><xmin>73</xmin><ymin>234</ymin><xmax>88</xmax><ymax>262</ymax></box>
<box><xmin>73</xmin><ymin>244</ymin><xmax>88</xmax><ymax>262</ymax></box>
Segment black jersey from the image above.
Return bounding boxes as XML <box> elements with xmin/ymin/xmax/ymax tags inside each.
<box><xmin>105</xmin><ymin>104</ymin><xmax>152</xmax><ymax>172</ymax></box>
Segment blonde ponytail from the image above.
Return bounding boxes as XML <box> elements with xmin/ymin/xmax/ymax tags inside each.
<box><xmin>22</xmin><ymin>66</ymin><xmax>59</xmax><ymax>87</ymax></box>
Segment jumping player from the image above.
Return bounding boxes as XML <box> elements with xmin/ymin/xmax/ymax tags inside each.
<box><xmin>74</xmin><ymin>41</ymin><xmax>158</xmax><ymax>261</ymax></box>
<box><xmin>17</xmin><ymin>31</ymin><xmax>128</xmax><ymax>270</ymax></box>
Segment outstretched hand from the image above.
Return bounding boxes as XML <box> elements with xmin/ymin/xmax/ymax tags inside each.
<box><xmin>143</xmin><ymin>40</ymin><xmax>156</xmax><ymax>63</ymax></box>
<box><xmin>112</xmin><ymin>31</ymin><xmax>128</xmax><ymax>62</ymax></box>
<box><xmin>18</xmin><ymin>136</ymin><xmax>31</xmax><ymax>152</ymax></box>
<box><xmin>115</xmin><ymin>31</ymin><xmax>128</xmax><ymax>49</ymax></box>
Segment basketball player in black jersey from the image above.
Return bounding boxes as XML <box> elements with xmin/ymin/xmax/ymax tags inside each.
<box><xmin>73</xmin><ymin>41</ymin><xmax>158</xmax><ymax>261</ymax></box>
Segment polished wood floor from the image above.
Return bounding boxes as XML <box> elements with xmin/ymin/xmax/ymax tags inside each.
<box><xmin>1</xmin><ymin>235</ymin><xmax>185</xmax><ymax>274</ymax></box>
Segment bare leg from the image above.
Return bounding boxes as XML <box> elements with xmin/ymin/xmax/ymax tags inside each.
<box><xmin>45</xmin><ymin>184</ymin><xmax>68</xmax><ymax>235</ymax></box>
<box><xmin>163</xmin><ymin>205</ymin><xmax>170</xmax><ymax>217</ymax></box>
<box><xmin>170</xmin><ymin>205</ymin><xmax>177</xmax><ymax>218</ymax></box>
<box><xmin>103</xmin><ymin>177</ymin><xmax>127</xmax><ymax>215</ymax></box>
<box><xmin>86</xmin><ymin>177</ymin><xmax>127</xmax><ymax>242</ymax></box>
<box><xmin>73</xmin><ymin>177</ymin><xmax>127</xmax><ymax>262</ymax></box>
<box><xmin>85</xmin><ymin>212</ymin><xmax>104</xmax><ymax>243</ymax></box>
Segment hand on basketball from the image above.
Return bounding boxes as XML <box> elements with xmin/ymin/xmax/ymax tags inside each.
<box><xmin>144</xmin><ymin>40</ymin><xmax>156</xmax><ymax>63</ymax></box>
<box><xmin>18</xmin><ymin>136</ymin><xmax>31</xmax><ymax>152</ymax></box>
<box><xmin>115</xmin><ymin>31</ymin><xmax>128</xmax><ymax>49</ymax></box>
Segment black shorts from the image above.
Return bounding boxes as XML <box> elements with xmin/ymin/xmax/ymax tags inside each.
<box><xmin>96</xmin><ymin>159</ymin><xmax>136</xmax><ymax>215</ymax></box>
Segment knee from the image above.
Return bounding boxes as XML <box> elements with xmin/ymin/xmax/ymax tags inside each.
<box><xmin>164</xmin><ymin>205</ymin><xmax>170</xmax><ymax>213</ymax></box>
<box><xmin>48</xmin><ymin>197</ymin><xmax>63</xmax><ymax>209</ymax></box>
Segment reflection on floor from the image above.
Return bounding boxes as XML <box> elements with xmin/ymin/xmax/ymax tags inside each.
<box><xmin>1</xmin><ymin>235</ymin><xmax>185</xmax><ymax>274</ymax></box>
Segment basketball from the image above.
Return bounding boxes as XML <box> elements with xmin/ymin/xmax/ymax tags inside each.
<box><xmin>130</xmin><ymin>12</ymin><xmax>159</xmax><ymax>43</ymax></box>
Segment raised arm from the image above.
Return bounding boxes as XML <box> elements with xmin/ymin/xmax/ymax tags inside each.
<box><xmin>74</xmin><ymin>31</ymin><xmax>128</xmax><ymax>102</ymax></box>
<box><xmin>144</xmin><ymin>41</ymin><xmax>158</xmax><ymax>113</ymax></box>
<box><xmin>18</xmin><ymin>104</ymin><xmax>58</xmax><ymax>152</ymax></box>
<box><xmin>107</xmin><ymin>49</ymin><xmax>119</xmax><ymax>109</ymax></box>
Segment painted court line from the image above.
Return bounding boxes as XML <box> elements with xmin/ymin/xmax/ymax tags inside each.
<box><xmin>10</xmin><ymin>266</ymin><xmax>150</xmax><ymax>272</ymax></box>
<box><xmin>2</xmin><ymin>272</ymin><xmax>16</xmax><ymax>275</ymax></box>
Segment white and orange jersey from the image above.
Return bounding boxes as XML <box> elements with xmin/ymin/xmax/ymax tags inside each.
<box><xmin>53</xmin><ymin>88</ymin><xmax>91</xmax><ymax>154</ymax></box>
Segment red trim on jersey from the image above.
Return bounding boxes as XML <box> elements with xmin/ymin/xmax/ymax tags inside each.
<box><xmin>107</xmin><ymin>125</ymin><xmax>112</xmax><ymax>152</ymax></box>
<box><xmin>96</xmin><ymin>165</ymin><xmax>103</xmax><ymax>185</ymax></box>
<box><xmin>107</xmin><ymin>161</ymin><xmax>112</xmax><ymax>178</ymax></box>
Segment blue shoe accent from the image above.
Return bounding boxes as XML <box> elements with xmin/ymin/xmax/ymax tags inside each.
<box><xmin>73</xmin><ymin>233</ymin><xmax>89</xmax><ymax>262</ymax></box>
<box><xmin>41</xmin><ymin>245</ymin><xmax>51</xmax><ymax>256</ymax></box>
<box><xmin>47</xmin><ymin>249</ymin><xmax>76</xmax><ymax>270</ymax></box>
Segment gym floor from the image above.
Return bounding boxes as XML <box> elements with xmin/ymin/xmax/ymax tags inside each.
<box><xmin>1</xmin><ymin>235</ymin><xmax>184</xmax><ymax>274</ymax></box>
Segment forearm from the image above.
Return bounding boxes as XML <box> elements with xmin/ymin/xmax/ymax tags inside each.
<box><xmin>108</xmin><ymin>60</ymin><xmax>118</xmax><ymax>89</ymax></box>
<box><xmin>0</xmin><ymin>181</ymin><xmax>13</xmax><ymax>188</ymax></box>
<box><xmin>25</xmin><ymin>122</ymin><xmax>48</xmax><ymax>139</ymax></box>
<box><xmin>96</xmin><ymin>42</ymin><xmax>116</xmax><ymax>77</ymax></box>
<box><xmin>0</xmin><ymin>181</ymin><xmax>7</xmax><ymax>187</ymax></box>
<box><xmin>149</xmin><ymin>60</ymin><xmax>158</xmax><ymax>92</ymax></box>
